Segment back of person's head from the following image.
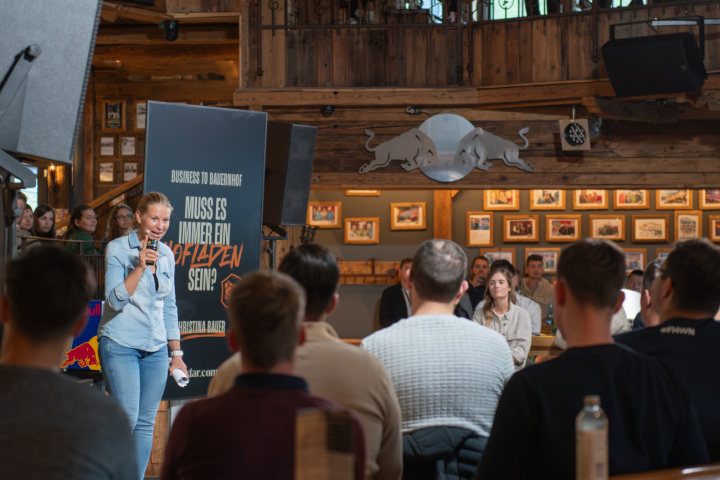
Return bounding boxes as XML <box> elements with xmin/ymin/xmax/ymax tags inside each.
<box><xmin>278</xmin><ymin>244</ymin><xmax>339</xmax><ymax>320</ymax></box>
<box><xmin>643</xmin><ymin>260</ymin><xmax>662</xmax><ymax>293</ymax></box>
<box><xmin>63</xmin><ymin>205</ymin><xmax>93</xmax><ymax>240</ymax></box>
<box><xmin>33</xmin><ymin>204</ymin><xmax>56</xmax><ymax>239</ymax></box>
<box><xmin>4</xmin><ymin>245</ymin><xmax>93</xmax><ymax>341</ymax></box>
<box><xmin>106</xmin><ymin>203</ymin><xmax>132</xmax><ymax>241</ymax></box>
<box><xmin>489</xmin><ymin>259</ymin><xmax>516</xmax><ymax>277</ymax></box>
<box><xmin>557</xmin><ymin>239</ymin><xmax>625</xmax><ymax>310</ymax></box>
<box><xmin>662</xmin><ymin>239</ymin><xmax>720</xmax><ymax>316</ymax></box>
<box><xmin>482</xmin><ymin>262</ymin><xmax>517</xmax><ymax>320</ymax></box>
<box><xmin>130</xmin><ymin>192</ymin><xmax>173</xmax><ymax>232</ymax></box>
<box><xmin>228</xmin><ymin>270</ymin><xmax>306</xmax><ymax>371</ymax></box>
<box><xmin>412</xmin><ymin>239</ymin><xmax>467</xmax><ymax>303</ymax></box>
<box><xmin>526</xmin><ymin>254</ymin><xmax>543</xmax><ymax>267</ymax></box>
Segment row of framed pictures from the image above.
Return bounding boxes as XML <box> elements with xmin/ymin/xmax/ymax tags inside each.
<box><xmin>101</xmin><ymin>99</ymin><xmax>232</xmax><ymax>132</ymax></box>
<box><xmin>308</xmin><ymin>202</ymin><xmax>427</xmax><ymax>230</ymax></box>
<box><xmin>98</xmin><ymin>134</ymin><xmax>144</xmax><ymax>158</ymax></box>
<box><xmin>98</xmin><ymin>160</ymin><xmax>140</xmax><ymax>185</ymax></box>
<box><xmin>481</xmin><ymin>247</ymin><xmax>669</xmax><ymax>276</ymax></box>
<box><xmin>482</xmin><ymin>189</ymin><xmax>720</xmax><ymax>210</ymax></box>
<box><xmin>468</xmin><ymin>211</ymin><xmax>720</xmax><ymax>246</ymax></box>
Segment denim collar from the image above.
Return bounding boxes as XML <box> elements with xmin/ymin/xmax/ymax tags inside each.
<box><xmin>233</xmin><ymin>373</ymin><xmax>309</xmax><ymax>392</ymax></box>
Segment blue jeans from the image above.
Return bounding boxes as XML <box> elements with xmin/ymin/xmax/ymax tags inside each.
<box><xmin>99</xmin><ymin>336</ymin><xmax>168</xmax><ymax>480</ymax></box>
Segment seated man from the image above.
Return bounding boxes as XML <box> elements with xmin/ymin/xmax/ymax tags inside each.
<box><xmin>626</xmin><ymin>269</ymin><xmax>644</xmax><ymax>293</ymax></box>
<box><xmin>362</xmin><ymin>240</ymin><xmax>514</xmax><ymax>480</ymax></box>
<box><xmin>473</xmin><ymin>260</ymin><xmax>542</xmax><ymax>335</ymax></box>
<box><xmin>379</xmin><ymin>257</ymin><xmax>414</xmax><ymax>328</ymax></box>
<box><xmin>477</xmin><ymin>239</ymin><xmax>709</xmax><ymax>480</ymax></box>
<box><xmin>0</xmin><ymin>246</ymin><xmax>136</xmax><ymax>480</ymax></box>
<box><xmin>617</xmin><ymin>239</ymin><xmax>720</xmax><ymax>461</ymax></box>
<box><xmin>630</xmin><ymin>260</ymin><xmax>662</xmax><ymax>330</ymax></box>
<box><xmin>521</xmin><ymin>254</ymin><xmax>555</xmax><ymax>320</ymax></box>
<box><xmin>162</xmin><ymin>271</ymin><xmax>366</xmax><ymax>480</ymax></box>
<box><xmin>466</xmin><ymin>256</ymin><xmax>490</xmax><ymax>310</ymax></box>
<box><xmin>208</xmin><ymin>245</ymin><xmax>402</xmax><ymax>479</ymax></box>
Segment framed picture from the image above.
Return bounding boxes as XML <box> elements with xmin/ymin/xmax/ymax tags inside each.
<box><xmin>546</xmin><ymin>215</ymin><xmax>581</xmax><ymax>242</ymax></box>
<box><xmin>709</xmin><ymin>216</ymin><xmax>720</xmax><ymax>242</ymax></box>
<box><xmin>656</xmin><ymin>189</ymin><xmax>693</xmax><ymax>210</ymax></box>
<box><xmin>135</xmin><ymin>100</ymin><xmax>147</xmax><ymax>131</ymax></box>
<box><xmin>623</xmin><ymin>249</ymin><xmax>647</xmax><ymax>274</ymax></box>
<box><xmin>120</xmin><ymin>135</ymin><xmax>137</xmax><ymax>157</ymax></box>
<box><xmin>699</xmin><ymin>189</ymin><xmax>720</xmax><ymax>210</ymax></box>
<box><xmin>390</xmin><ymin>203</ymin><xmax>427</xmax><ymax>230</ymax></box>
<box><xmin>525</xmin><ymin>248</ymin><xmax>561</xmax><ymax>274</ymax></box>
<box><xmin>632</xmin><ymin>215</ymin><xmax>669</xmax><ymax>243</ymax></box>
<box><xmin>484</xmin><ymin>190</ymin><xmax>520</xmax><ymax>211</ymax></box>
<box><xmin>589</xmin><ymin>215</ymin><xmax>625</xmax><ymax>241</ymax></box>
<box><xmin>613</xmin><ymin>190</ymin><xmax>649</xmax><ymax>210</ymax></box>
<box><xmin>307</xmin><ymin>202</ymin><xmax>342</xmax><ymax>229</ymax></box>
<box><xmin>655</xmin><ymin>248</ymin><xmax>672</xmax><ymax>261</ymax></box>
<box><xmin>98</xmin><ymin>162</ymin><xmax>115</xmax><ymax>184</ymax></box>
<box><xmin>467</xmin><ymin>212</ymin><xmax>493</xmax><ymax>247</ymax></box>
<box><xmin>503</xmin><ymin>215</ymin><xmax>539</xmax><ymax>242</ymax></box>
<box><xmin>98</xmin><ymin>136</ymin><xmax>115</xmax><ymax>157</ymax></box>
<box><xmin>102</xmin><ymin>99</ymin><xmax>126</xmax><ymax>131</ymax></box>
<box><xmin>345</xmin><ymin>217</ymin><xmax>379</xmax><ymax>244</ymax></box>
<box><xmin>122</xmin><ymin>161</ymin><xmax>138</xmax><ymax>182</ymax></box>
<box><xmin>675</xmin><ymin>211</ymin><xmax>702</xmax><ymax>242</ymax></box>
<box><xmin>480</xmin><ymin>248</ymin><xmax>516</xmax><ymax>266</ymax></box>
<box><xmin>530</xmin><ymin>189</ymin><xmax>566</xmax><ymax>210</ymax></box>
<box><xmin>345</xmin><ymin>190</ymin><xmax>380</xmax><ymax>196</ymax></box>
<box><xmin>572</xmin><ymin>189</ymin><xmax>608</xmax><ymax>210</ymax></box>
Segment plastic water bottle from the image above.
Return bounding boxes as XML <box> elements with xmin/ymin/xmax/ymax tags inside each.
<box><xmin>576</xmin><ymin>395</ymin><xmax>608</xmax><ymax>480</ymax></box>
<box><xmin>547</xmin><ymin>302</ymin><xmax>555</xmax><ymax>333</ymax></box>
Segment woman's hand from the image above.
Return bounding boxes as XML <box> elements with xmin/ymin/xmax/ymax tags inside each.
<box><xmin>137</xmin><ymin>235</ymin><xmax>158</xmax><ymax>270</ymax></box>
<box><xmin>169</xmin><ymin>355</ymin><xmax>189</xmax><ymax>377</ymax></box>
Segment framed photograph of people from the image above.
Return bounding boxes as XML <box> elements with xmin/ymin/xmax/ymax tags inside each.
<box><xmin>307</xmin><ymin>202</ymin><xmax>342</xmax><ymax>228</ymax></box>
<box><xmin>699</xmin><ymin>189</ymin><xmax>720</xmax><ymax>210</ymax></box>
<box><xmin>530</xmin><ymin>190</ymin><xmax>566</xmax><ymax>211</ymax></box>
<box><xmin>390</xmin><ymin>203</ymin><xmax>427</xmax><ymax>230</ymax></box>
<box><xmin>572</xmin><ymin>189</ymin><xmax>608</xmax><ymax>210</ymax></box>
<box><xmin>709</xmin><ymin>216</ymin><xmax>720</xmax><ymax>242</ymax></box>
<box><xmin>480</xmin><ymin>248</ymin><xmax>516</xmax><ymax>266</ymax></box>
<box><xmin>345</xmin><ymin>190</ymin><xmax>380</xmax><ymax>196</ymax></box>
<box><xmin>467</xmin><ymin>212</ymin><xmax>493</xmax><ymax>247</ymax></box>
<box><xmin>546</xmin><ymin>215</ymin><xmax>581</xmax><ymax>242</ymax></box>
<box><xmin>655</xmin><ymin>248</ymin><xmax>672</xmax><ymax>262</ymax></box>
<box><xmin>98</xmin><ymin>136</ymin><xmax>115</xmax><ymax>157</ymax></box>
<box><xmin>102</xmin><ymin>99</ymin><xmax>126</xmax><ymax>131</ymax></box>
<box><xmin>588</xmin><ymin>215</ymin><xmax>625</xmax><ymax>241</ymax></box>
<box><xmin>98</xmin><ymin>162</ymin><xmax>115</xmax><ymax>184</ymax></box>
<box><xmin>656</xmin><ymin>189</ymin><xmax>693</xmax><ymax>210</ymax></box>
<box><xmin>674</xmin><ymin>211</ymin><xmax>702</xmax><ymax>243</ymax></box>
<box><xmin>632</xmin><ymin>215</ymin><xmax>669</xmax><ymax>243</ymax></box>
<box><xmin>503</xmin><ymin>215</ymin><xmax>539</xmax><ymax>242</ymax></box>
<box><xmin>613</xmin><ymin>190</ymin><xmax>649</xmax><ymax>210</ymax></box>
<box><xmin>623</xmin><ymin>249</ymin><xmax>647</xmax><ymax>274</ymax></box>
<box><xmin>120</xmin><ymin>135</ymin><xmax>137</xmax><ymax>157</ymax></box>
<box><xmin>344</xmin><ymin>218</ymin><xmax>379</xmax><ymax>244</ymax></box>
<box><xmin>122</xmin><ymin>161</ymin><xmax>139</xmax><ymax>182</ymax></box>
<box><xmin>525</xmin><ymin>248</ymin><xmax>561</xmax><ymax>274</ymax></box>
<box><xmin>484</xmin><ymin>190</ymin><xmax>520</xmax><ymax>211</ymax></box>
<box><xmin>135</xmin><ymin>100</ymin><xmax>147</xmax><ymax>131</ymax></box>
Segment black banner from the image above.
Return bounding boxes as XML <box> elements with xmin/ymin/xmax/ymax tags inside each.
<box><xmin>144</xmin><ymin>102</ymin><xmax>267</xmax><ymax>399</ymax></box>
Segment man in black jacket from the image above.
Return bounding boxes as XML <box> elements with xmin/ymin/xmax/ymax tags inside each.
<box><xmin>379</xmin><ymin>257</ymin><xmax>414</xmax><ymax>328</ymax></box>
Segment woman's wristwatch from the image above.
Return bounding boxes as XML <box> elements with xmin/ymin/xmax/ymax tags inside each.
<box><xmin>170</xmin><ymin>350</ymin><xmax>184</xmax><ymax>358</ymax></box>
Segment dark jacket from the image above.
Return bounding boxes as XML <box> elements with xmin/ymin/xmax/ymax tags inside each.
<box><xmin>379</xmin><ymin>283</ymin><xmax>409</xmax><ymax>328</ymax></box>
<box><xmin>403</xmin><ymin>427</ymin><xmax>487</xmax><ymax>480</ymax></box>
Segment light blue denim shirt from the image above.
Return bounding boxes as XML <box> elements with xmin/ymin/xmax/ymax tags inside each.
<box><xmin>98</xmin><ymin>230</ymin><xmax>180</xmax><ymax>352</ymax></box>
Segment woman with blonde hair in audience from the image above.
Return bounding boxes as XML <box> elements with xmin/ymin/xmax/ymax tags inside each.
<box><xmin>100</xmin><ymin>203</ymin><xmax>132</xmax><ymax>255</ymax></box>
<box><xmin>481</xmin><ymin>262</ymin><xmax>533</xmax><ymax>371</ymax></box>
<box><xmin>62</xmin><ymin>205</ymin><xmax>98</xmax><ymax>255</ymax></box>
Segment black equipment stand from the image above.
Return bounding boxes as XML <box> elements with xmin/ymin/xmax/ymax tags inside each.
<box><xmin>262</xmin><ymin>225</ymin><xmax>289</xmax><ymax>271</ymax></box>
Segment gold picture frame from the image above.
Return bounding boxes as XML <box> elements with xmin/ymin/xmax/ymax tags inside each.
<box><xmin>102</xmin><ymin>99</ymin><xmax>126</xmax><ymax>132</ymax></box>
<box><xmin>572</xmin><ymin>189</ymin><xmax>608</xmax><ymax>210</ymax></box>
<box><xmin>525</xmin><ymin>248</ymin><xmax>561</xmax><ymax>274</ymax></box>
<box><xmin>546</xmin><ymin>215</ymin><xmax>581</xmax><ymax>243</ymax></box>
<box><xmin>480</xmin><ymin>248</ymin><xmax>516</xmax><ymax>266</ymax></box>
<box><xmin>503</xmin><ymin>215</ymin><xmax>539</xmax><ymax>243</ymax></box>
<box><xmin>529</xmin><ymin>189</ymin><xmax>566</xmax><ymax>211</ymax></box>
<box><xmin>656</xmin><ymin>189</ymin><xmax>693</xmax><ymax>210</ymax></box>
<box><xmin>484</xmin><ymin>190</ymin><xmax>520</xmax><ymax>211</ymax></box>
<box><xmin>307</xmin><ymin>202</ymin><xmax>342</xmax><ymax>229</ymax></box>
<box><xmin>674</xmin><ymin>210</ymin><xmax>702</xmax><ymax>243</ymax></box>
<box><xmin>623</xmin><ymin>248</ymin><xmax>647</xmax><ymax>274</ymax></box>
<box><xmin>699</xmin><ymin>189</ymin><xmax>720</xmax><ymax>210</ymax></box>
<box><xmin>467</xmin><ymin>212</ymin><xmax>493</xmax><ymax>247</ymax></box>
<box><xmin>655</xmin><ymin>248</ymin><xmax>672</xmax><ymax>261</ymax></box>
<box><xmin>588</xmin><ymin>215</ymin><xmax>625</xmax><ymax>241</ymax></box>
<box><xmin>632</xmin><ymin>215</ymin><xmax>669</xmax><ymax>243</ymax></box>
<box><xmin>709</xmin><ymin>216</ymin><xmax>720</xmax><ymax>242</ymax></box>
<box><xmin>613</xmin><ymin>189</ymin><xmax>649</xmax><ymax>210</ymax></box>
<box><xmin>390</xmin><ymin>203</ymin><xmax>427</xmax><ymax>230</ymax></box>
<box><xmin>344</xmin><ymin>217</ymin><xmax>379</xmax><ymax>244</ymax></box>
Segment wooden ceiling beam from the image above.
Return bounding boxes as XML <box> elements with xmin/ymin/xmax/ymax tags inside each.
<box><xmin>96</xmin><ymin>24</ymin><xmax>238</xmax><ymax>45</ymax></box>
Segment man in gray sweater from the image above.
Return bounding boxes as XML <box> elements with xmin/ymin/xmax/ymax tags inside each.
<box><xmin>0</xmin><ymin>246</ymin><xmax>137</xmax><ymax>480</ymax></box>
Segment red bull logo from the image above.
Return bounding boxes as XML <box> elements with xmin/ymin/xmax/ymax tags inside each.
<box><xmin>62</xmin><ymin>337</ymin><xmax>100</xmax><ymax>371</ymax></box>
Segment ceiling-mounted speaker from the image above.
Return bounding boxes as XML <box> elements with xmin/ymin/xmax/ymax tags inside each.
<box><xmin>601</xmin><ymin>32</ymin><xmax>706</xmax><ymax>98</ymax></box>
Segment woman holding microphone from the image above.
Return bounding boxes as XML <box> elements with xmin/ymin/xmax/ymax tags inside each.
<box><xmin>98</xmin><ymin>192</ymin><xmax>188</xmax><ymax>479</ymax></box>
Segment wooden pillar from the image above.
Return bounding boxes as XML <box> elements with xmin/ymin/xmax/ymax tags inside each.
<box><xmin>239</xmin><ymin>8</ymin><xmax>250</xmax><ymax>88</ymax></box>
<box><xmin>433</xmin><ymin>190</ymin><xmax>453</xmax><ymax>240</ymax></box>
<box><xmin>83</xmin><ymin>71</ymin><xmax>95</xmax><ymax>203</ymax></box>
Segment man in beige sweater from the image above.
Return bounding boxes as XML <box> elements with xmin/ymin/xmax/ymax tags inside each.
<box><xmin>208</xmin><ymin>245</ymin><xmax>402</xmax><ymax>480</ymax></box>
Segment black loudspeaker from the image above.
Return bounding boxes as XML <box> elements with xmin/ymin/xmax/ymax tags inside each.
<box><xmin>263</xmin><ymin>122</ymin><xmax>317</xmax><ymax>227</ymax></box>
<box><xmin>602</xmin><ymin>32</ymin><xmax>706</xmax><ymax>98</ymax></box>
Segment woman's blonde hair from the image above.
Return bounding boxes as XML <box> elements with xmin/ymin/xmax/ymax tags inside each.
<box><xmin>482</xmin><ymin>263</ymin><xmax>517</xmax><ymax>324</ymax></box>
<box><xmin>130</xmin><ymin>192</ymin><xmax>173</xmax><ymax>232</ymax></box>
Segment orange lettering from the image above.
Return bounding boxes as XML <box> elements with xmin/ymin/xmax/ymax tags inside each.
<box><xmin>182</xmin><ymin>243</ymin><xmax>194</xmax><ymax>267</ymax></box>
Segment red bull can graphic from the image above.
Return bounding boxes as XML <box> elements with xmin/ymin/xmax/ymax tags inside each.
<box><xmin>61</xmin><ymin>301</ymin><xmax>103</xmax><ymax>372</ymax></box>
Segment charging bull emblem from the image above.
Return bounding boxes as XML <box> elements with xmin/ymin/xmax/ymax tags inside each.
<box><xmin>62</xmin><ymin>337</ymin><xmax>100</xmax><ymax>370</ymax></box>
<box><xmin>360</xmin><ymin>129</ymin><xmax>440</xmax><ymax>174</ymax></box>
<box><xmin>455</xmin><ymin>127</ymin><xmax>534</xmax><ymax>172</ymax></box>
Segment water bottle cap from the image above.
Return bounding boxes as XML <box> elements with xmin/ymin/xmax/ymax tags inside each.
<box><xmin>584</xmin><ymin>395</ymin><xmax>600</xmax><ymax>406</ymax></box>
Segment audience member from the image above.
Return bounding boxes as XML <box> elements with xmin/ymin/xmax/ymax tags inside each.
<box><xmin>630</xmin><ymin>260</ymin><xmax>662</xmax><ymax>330</ymax></box>
<box><xmin>208</xmin><ymin>245</ymin><xmax>402</xmax><ymax>479</ymax></box>
<box><xmin>63</xmin><ymin>205</ymin><xmax>98</xmax><ymax>255</ymax></box>
<box><xmin>476</xmin><ymin>262</ymin><xmax>532</xmax><ymax>371</ymax></box>
<box><xmin>379</xmin><ymin>257</ymin><xmax>414</xmax><ymax>328</ymax></box>
<box><xmin>32</xmin><ymin>204</ymin><xmax>57</xmax><ymax>240</ymax></box>
<box><xmin>0</xmin><ymin>246</ymin><xmax>136</xmax><ymax>480</ymax></box>
<box><xmin>100</xmin><ymin>204</ymin><xmax>133</xmax><ymax>255</ymax></box>
<box><xmin>15</xmin><ymin>191</ymin><xmax>27</xmax><ymax>225</ymax></box>
<box><xmin>627</xmin><ymin>269</ymin><xmax>644</xmax><ymax>293</ymax></box>
<box><xmin>467</xmin><ymin>256</ymin><xmax>489</xmax><ymax>310</ymax></box>
<box><xmin>362</xmin><ymin>240</ymin><xmax>514</xmax><ymax>480</ymax></box>
<box><xmin>521</xmin><ymin>254</ymin><xmax>554</xmax><ymax>319</ymax></box>
<box><xmin>18</xmin><ymin>206</ymin><xmax>34</xmax><ymax>232</ymax></box>
<box><xmin>477</xmin><ymin>239</ymin><xmax>709</xmax><ymax>480</ymax></box>
<box><xmin>617</xmin><ymin>239</ymin><xmax>720</xmax><ymax>461</ymax></box>
<box><xmin>473</xmin><ymin>260</ymin><xmax>542</xmax><ymax>335</ymax></box>
<box><xmin>161</xmin><ymin>271</ymin><xmax>366</xmax><ymax>480</ymax></box>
